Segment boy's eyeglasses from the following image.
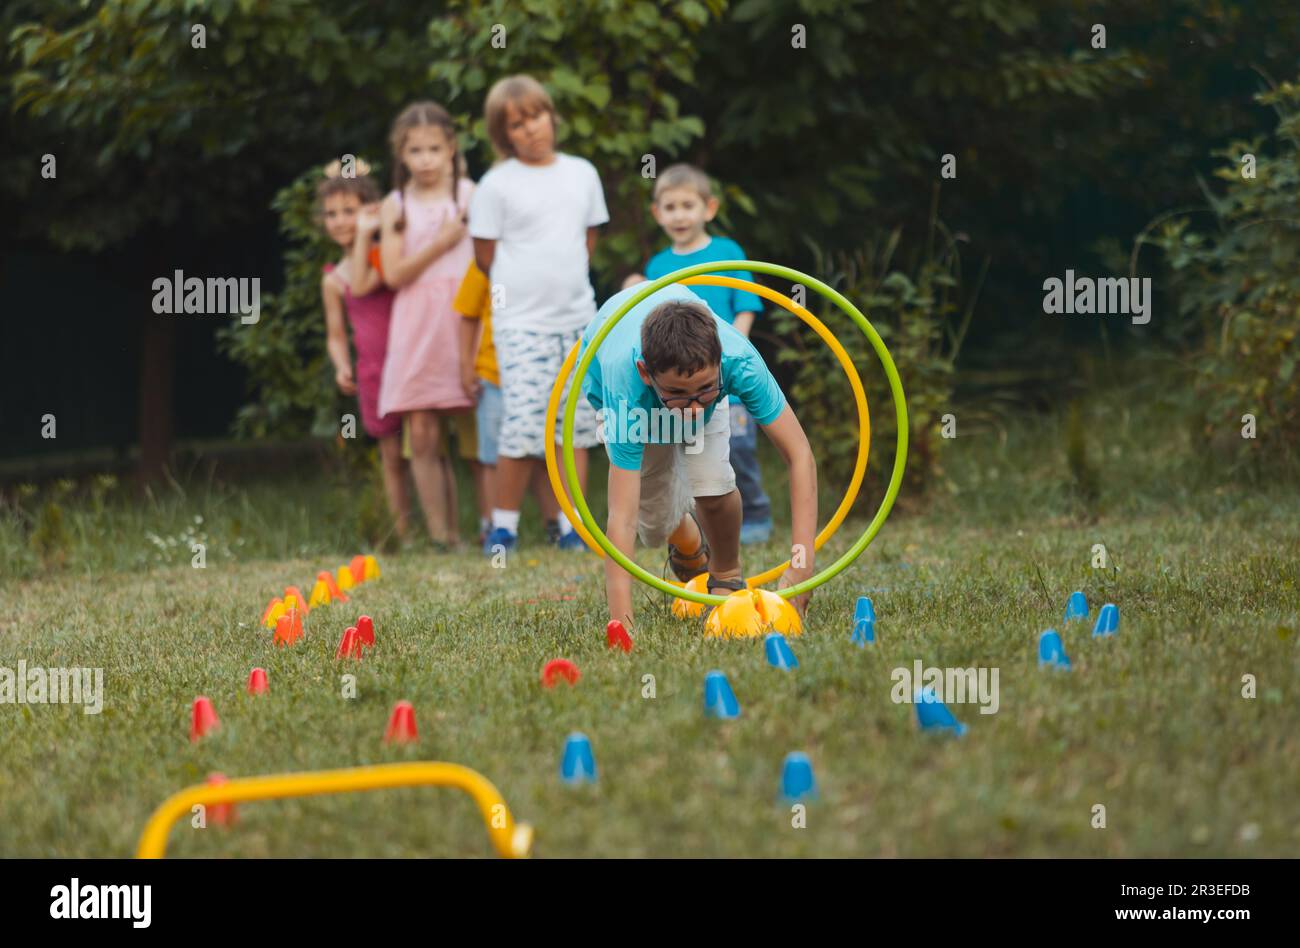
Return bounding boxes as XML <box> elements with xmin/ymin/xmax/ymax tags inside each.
<box><xmin>648</xmin><ymin>364</ymin><xmax>724</xmax><ymax>409</ymax></box>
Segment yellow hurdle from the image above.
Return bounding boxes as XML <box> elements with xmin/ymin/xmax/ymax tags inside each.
<box><xmin>136</xmin><ymin>761</ymin><xmax>533</xmax><ymax>859</ymax></box>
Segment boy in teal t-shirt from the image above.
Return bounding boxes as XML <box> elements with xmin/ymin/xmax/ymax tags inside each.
<box><xmin>578</xmin><ymin>282</ymin><xmax>818</xmax><ymax>632</ymax></box>
<box><xmin>638</xmin><ymin>163</ymin><xmax>773</xmax><ymax>543</ymax></box>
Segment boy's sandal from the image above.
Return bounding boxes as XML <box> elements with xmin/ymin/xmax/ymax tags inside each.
<box><xmin>707</xmin><ymin>574</ymin><xmax>747</xmax><ymax>596</ymax></box>
<box><xmin>666</xmin><ymin>510</ymin><xmax>711</xmax><ymax>582</ymax></box>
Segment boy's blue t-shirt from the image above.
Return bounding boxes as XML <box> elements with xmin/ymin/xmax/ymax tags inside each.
<box><xmin>579</xmin><ymin>283</ymin><xmax>787</xmax><ymax>471</ymax></box>
<box><xmin>644</xmin><ymin>236</ymin><xmax>763</xmax><ymax>324</ymax></box>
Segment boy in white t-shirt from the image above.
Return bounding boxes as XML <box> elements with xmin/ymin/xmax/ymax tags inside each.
<box><xmin>469</xmin><ymin>74</ymin><xmax>607</xmax><ymax>556</ymax></box>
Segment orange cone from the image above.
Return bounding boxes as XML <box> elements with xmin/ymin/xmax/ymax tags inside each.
<box><xmin>206</xmin><ymin>772</ymin><xmax>237</xmax><ymax>827</ymax></box>
<box><xmin>265</xmin><ymin>600</ymin><xmax>287</xmax><ymax>629</ymax></box>
<box><xmin>319</xmin><ymin>570</ymin><xmax>347</xmax><ymax>603</ymax></box>
<box><xmin>350</xmin><ymin>556</ymin><xmax>367</xmax><ymax>585</ymax></box>
<box><xmin>246</xmin><ymin>667</ymin><xmax>269</xmax><ymax>695</ymax></box>
<box><xmin>383</xmin><ymin>701</ymin><xmax>418</xmax><ymax>743</ymax></box>
<box><xmin>355</xmin><ymin>615</ymin><xmax>375</xmax><ymax>647</ymax></box>
<box><xmin>261</xmin><ymin>596</ymin><xmax>284</xmax><ymax>628</ymax></box>
<box><xmin>336</xmin><ymin>626</ymin><xmax>363</xmax><ymax>660</ymax></box>
<box><xmin>190</xmin><ymin>696</ymin><xmax>220</xmax><ymax>742</ymax></box>
<box><xmin>284</xmin><ymin>586</ymin><xmax>310</xmax><ymax>614</ymax></box>
<box><xmin>273</xmin><ymin>608</ymin><xmax>303</xmax><ymax>647</ymax></box>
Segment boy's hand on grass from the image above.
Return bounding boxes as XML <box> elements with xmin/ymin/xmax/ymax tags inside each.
<box><xmin>335</xmin><ymin>365</ymin><xmax>357</xmax><ymax>396</ymax></box>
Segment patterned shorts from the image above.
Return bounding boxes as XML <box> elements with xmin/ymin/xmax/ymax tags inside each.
<box><xmin>494</xmin><ymin>326</ymin><xmax>601</xmax><ymax>459</ymax></box>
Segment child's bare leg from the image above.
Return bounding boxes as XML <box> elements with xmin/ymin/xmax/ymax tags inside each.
<box><xmin>694</xmin><ymin>489</ymin><xmax>743</xmax><ymax>584</ymax></box>
<box><xmin>377</xmin><ymin>433</ymin><xmax>410</xmax><ymax>540</ymax></box>
<box><xmin>407</xmin><ymin>410</ymin><xmax>450</xmax><ymax>544</ymax></box>
<box><xmin>471</xmin><ymin>460</ymin><xmax>490</xmax><ymax>524</ymax></box>
<box><xmin>493</xmin><ymin>456</ymin><xmax>533</xmax><ymax>511</ymax></box>
<box><xmin>480</xmin><ymin>462</ymin><xmax>497</xmax><ymax>535</ymax></box>
<box><xmin>440</xmin><ymin>451</ymin><xmax>460</xmax><ymax>545</ymax></box>
<box><xmin>667</xmin><ymin>514</ymin><xmax>709</xmax><ymax>574</ymax></box>
<box><xmin>553</xmin><ymin>449</ymin><xmax>589</xmax><ymax>530</ymax></box>
<box><xmin>531</xmin><ymin>463</ymin><xmax>559</xmax><ymax>521</ymax></box>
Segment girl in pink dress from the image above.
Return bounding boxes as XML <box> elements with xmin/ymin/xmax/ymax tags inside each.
<box><xmin>318</xmin><ymin>166</ymin><xmax>410</xmax><ymax>542</ymax></box>
<box><xmin>378</xmin><ymin>102</ymin><xmax>477</xmax><ymax>548</ymax></box>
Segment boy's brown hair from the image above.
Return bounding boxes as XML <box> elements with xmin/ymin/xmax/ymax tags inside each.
<box><xmin>641</xmin><ymin>300</ymin><xmax>722</xmax><ymax>377</ymax></box>
<box><xmin>652</xmin><ymin>163</ymin><xmax>713</xmax><ymax>203</ymax></box>
<box><xmin>484</xmin><ymin>75</ymin><xmax>559</xmax><ymax>160</ymax></box>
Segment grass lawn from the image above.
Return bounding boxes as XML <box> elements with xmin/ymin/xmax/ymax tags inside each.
<box><xmin>2</xmin><ymin>390</ymin><xmax>1298</xmax><ymax>857</ymax></box>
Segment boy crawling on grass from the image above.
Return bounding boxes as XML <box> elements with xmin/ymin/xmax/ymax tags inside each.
<box><xmin>577</xmin><ymin>282</ymin><xmax>818</xmax><ymax>630</ymax></box>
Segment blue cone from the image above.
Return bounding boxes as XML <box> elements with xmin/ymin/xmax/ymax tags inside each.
<box><xmin>1038</xmin><ymin>629</ymin><xmax>1072</xmax><ymax>670</ymax></box>
<box><xmin>852</xmin><ymin>618</ymin><xmax>875</xmax><ymax>646</ymax></box>
<box><xmin>559</xmin><ymin>732</ymin><xmax>597</xmax><ymax>784</ymax></box>
<box><xmin>703</xmin><ymin>670</ymin><xmax>741</xmax><ymax>719</ymax></box>
<box><xmin>852</xmin><ymin>596</ymin><xmax>876</xmax><ymax>645</ymax></box>
<box><xmin>764</xmin><ymin>633</ymin><xmax>799</xmax><ymax>670</ymax></box>
<box><xmin>915</xmin><ymin>686</ymin><xmax>967</xmax><ymax>736</ymax></box>
<box><xmin>1064</xmin><ymin>590</ymin><xmax>1089</xmax><ymax>623</ymax></box>
<box><xmin>780</xmin><ymin>752</ymin><xmax>818</xmax><ymax>802</ymax></box>
<box><xmin>1092</xmin><ymin>603</ymin><xmax>1119</xmax><ymax>637</ymax></box>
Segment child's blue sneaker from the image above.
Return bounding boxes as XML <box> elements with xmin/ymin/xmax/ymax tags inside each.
<box><xmin>740</xmin><ymin>518</ymin><xmax>772</xmax><ymax>545</ymax></box>
<box><xmin>556</xmin><ymin>529</ymin><xmax>586</xmax><ymax>552</ymax></box>
<box><xmin>482</xmin><ymin>527</ymin><xmax>517</xmax><ymax>556</ymax></box>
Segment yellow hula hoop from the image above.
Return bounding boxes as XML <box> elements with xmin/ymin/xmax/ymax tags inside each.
<box><xmin>543</xmin><ymin>274</ymin><xmax>870</xmax><ymax>591</ymax></box>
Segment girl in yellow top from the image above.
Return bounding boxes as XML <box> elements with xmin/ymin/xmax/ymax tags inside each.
<box><xmin>455</xmin><ymin>261</ymin><xmax>565</xmax><ymax>546</ymax></box>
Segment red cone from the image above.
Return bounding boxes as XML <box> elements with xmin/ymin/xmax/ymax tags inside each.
<box><xmin>190</xmin><ymin>696</ymin><xmax>221</xmax><ymax>742</ymax></box>
<box><xmin>541</xmin><ymin>658</ymin><xmax>581</xmax><ymax>688</ymax></box>
<box><xmin>355</xmin><ymin>614</ymin><xmax>375</xmax><ymax>647</ymax></box>
<box><xmin>336</xmin><ymin>626</ymin><xmax>363</xmax><ymax>660</ymax></box>
<box><xmin>246</xmin><ymin>667</ymin><xmax>269</xmax><ymax>695</ymax></box>
<box><xmin>206</xmin><ymin>772</ymin><xmax>237</xmax><ymax>827</ymax></box>
<box><xmin>606</xmin><ymin>620</ymin><xmax>633</xmax><ymax>653</ymax></box>
<box><xmin>383</xmin><ymin>701</ymin><xmax>418</xmax><ymax>744</ymax></box>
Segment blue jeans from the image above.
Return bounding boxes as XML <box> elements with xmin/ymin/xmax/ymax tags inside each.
<box><xmin>476</xmin><ymin>381</ymin><xmax>502</xmax><ymax>465</ymax></box>
<box><xmin>729</xmin><ymin>401</ymin><xmax>771</xmax><ymax>523</ymax></box>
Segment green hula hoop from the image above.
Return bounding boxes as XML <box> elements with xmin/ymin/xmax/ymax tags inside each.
<box><xmin>563</xmin><ymin>260</ymin><xmax>908</xmax><ymax>606</ymax></box>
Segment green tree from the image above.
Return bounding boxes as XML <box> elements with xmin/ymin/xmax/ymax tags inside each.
<box><xmin>8</xmin><ymin>0</ymin><xmax>435</xmax><ymax>476</ymax></box>
<box><xmin>1145</xmin><ymin>78</ymin><xmax>1300</xmax><ymax>465</ymax></box>
<box><xmin>426</xmin><ymin>0</ymin><xmax>725</xmax><ymax>275</ymax></box>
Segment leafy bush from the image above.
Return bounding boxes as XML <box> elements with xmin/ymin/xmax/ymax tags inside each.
<box><xmin>217</xmin><ymin>167</ymin><xmax>353</xmax><ymax>439</ymax></box>
<box><xmin>1144</xmin><ymin>80</ymin><xmax>1300</xmax><ymax>465</ymax></box>
<box><xmin>767</xmin><ymin>189</ymin><xmax>981</xmax><ymax>498</ymax></box>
